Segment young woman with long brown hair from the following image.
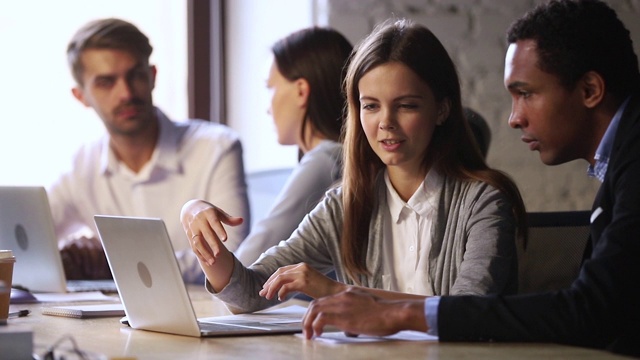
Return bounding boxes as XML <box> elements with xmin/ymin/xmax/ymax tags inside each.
<box><xmin>181</xmin><ymin>19</ymin><xmax>526</xmax><ymax>313</ymax></box>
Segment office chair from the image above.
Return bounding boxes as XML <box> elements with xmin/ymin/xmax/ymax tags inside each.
<box><xmin>517</xmin><ymin>210</ymin><xmax>591</xmax><ymax>294</ymax></box>
<box><xmin>245</xmin><ymin>168</ymin><xmax>293</xmax><ymax>225</ymax></box>
<box><xmin>464</xmin><ymin>107</ymin><xmax>491</xmax><ymax>159</ymax></box>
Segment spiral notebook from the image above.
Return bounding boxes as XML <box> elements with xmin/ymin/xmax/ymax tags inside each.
<box><xmin>41</xmin><ymin>303</ymin><xmax>125</xmax><ymax>319</ymax></box>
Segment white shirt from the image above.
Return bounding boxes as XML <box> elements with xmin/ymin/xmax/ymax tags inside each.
<box><xmin>47</xmin><ymin>108</ymin><xmax>250</xmax><ymax>283</ymax></box>
<box><xmin>587</xmin><ymin>96</ymin><xmax>630</xmax><ymax>182</ymax></box>
<box><xmin>382</xmin><ymin>169</ymin><xmax>442</xmax><ymax>295</ymax></box>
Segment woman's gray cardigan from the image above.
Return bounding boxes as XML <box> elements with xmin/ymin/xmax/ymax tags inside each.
<box><xmin>213</xmin><ymin>173</ymin><xmax>518</xmax><ymax>313</ymax></box>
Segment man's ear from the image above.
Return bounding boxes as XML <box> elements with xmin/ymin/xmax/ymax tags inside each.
<box><xmin>150</xmin><ymin>64</ymin><xmax>157</xmax><ymax>90</ymax></box>
<box><xmin>581</xmin><ymin>71</ymin><xmax>605</xmax><ymax>109</ymax></box>
<box><xmin>295</xmin><ymin>78</ymin><xmax>310</xmax><ymax>108</ymax></box>
<box><xmin>71</xmin><ymin>86</ymin><xmax>90</xmax><ymax>107</ymax></box>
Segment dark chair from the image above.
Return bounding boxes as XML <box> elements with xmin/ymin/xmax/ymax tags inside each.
<box><xmin>517</xmin><ymin>211</ymin><xmax>591</xmax><ymax>294</ymax></box>
<box><xmin>464</xmin><ymin>107</ymin><xmax>492</xmax><ymax>159</ymax></box>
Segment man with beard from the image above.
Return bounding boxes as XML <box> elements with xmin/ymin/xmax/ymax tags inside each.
<box><xmin>49</xmin><ymin>18</ymin><xmax>250</xmax><ymax>283</ymax></box>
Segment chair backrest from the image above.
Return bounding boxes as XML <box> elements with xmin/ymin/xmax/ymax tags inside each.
<box><xmin>464</xmin><ymin>107</ymin><xmax>491</xmax><ymax>159</ymax></box>
<box><xmin>246</xmin><ymin>168</ymin><xmax>293</xmax><ymax>225</ymax></box>
<box><xmin>517</xmin><ymin>211</ymin><xmax>591</xmax><ymax>294</ymax></box>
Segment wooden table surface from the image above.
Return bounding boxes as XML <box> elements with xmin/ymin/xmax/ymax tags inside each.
<box><xmin>5</xmin><ymin>286</ymin><xmax>628</xmax><ymax>360</ymax></box>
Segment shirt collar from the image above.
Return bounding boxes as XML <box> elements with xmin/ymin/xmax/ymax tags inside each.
<box><xmin>100</xmin><ymin>107</ymin><xmax>182</xmax><ymax>175</ymax></box>
<box><xmin>386</xmin><ymin>168</ymin><xmax>442</xmax><ymax>223</ymax></box>
<box><xmin>587</xmin><ymin>96</ymin><xmax>630</xmax><ymax>181</ymax></box>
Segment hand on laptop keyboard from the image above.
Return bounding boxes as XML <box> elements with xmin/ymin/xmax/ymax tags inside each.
<box><xmin>59</xmin><ymin>235</ymin><xmax>112</xmax><ymax>280</ymax></box>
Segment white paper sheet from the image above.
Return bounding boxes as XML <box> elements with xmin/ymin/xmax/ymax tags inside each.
<box><xmin>299</xmin><ymin>330</ymin><xmax>438</xmax><ymax>344</ymax></box>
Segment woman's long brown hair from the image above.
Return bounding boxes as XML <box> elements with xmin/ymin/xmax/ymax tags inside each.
<box><xmin>340</xmin><ymin>19</ymin><xmax>527</xmax><ymax>283</ymax></box>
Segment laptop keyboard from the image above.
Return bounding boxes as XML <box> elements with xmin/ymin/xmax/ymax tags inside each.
<box><xmin>198</xmin><ymin>320</ymin><xmax>302</xmax><ymax>333</ymax></box>
<box><xmin>66</xmin><ymin>279</ymin><xmax>118</xmax><ymax>293</ymax></box>
<box><xmin>198</xmin><ymin>321</ymin><xmax>274</xmax><ymax>333</ymax></box>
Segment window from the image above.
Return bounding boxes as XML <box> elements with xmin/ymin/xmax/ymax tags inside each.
<box><xmin>0</xmin><ymin>1</ymin><xmax>187</xmax><ymax>186</ymax></box>
<box><xmin>224</xmin><ymin>0</ymin><xmax>314</xmax><ymax>173</ymax></box>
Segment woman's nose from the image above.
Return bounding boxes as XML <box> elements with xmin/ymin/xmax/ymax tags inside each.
<box><xmin>379</xmin><ymin>110</ymin><xmax>396</xmax><ymax>130</ymax></box>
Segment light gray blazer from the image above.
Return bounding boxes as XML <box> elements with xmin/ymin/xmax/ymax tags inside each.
<box><xmin>214</xmin><ymin>172</ymin><xmax>518</xmax><ymax>313</ymax></box>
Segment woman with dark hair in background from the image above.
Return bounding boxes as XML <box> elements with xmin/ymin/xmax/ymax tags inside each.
<box><xmin>184</xmin><ymin>27</ymin><xmax>353</xmax><ymax>267</ymax></box>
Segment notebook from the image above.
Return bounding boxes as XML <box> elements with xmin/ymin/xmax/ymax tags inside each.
<box><xmin>93</xmin><ymin>215</ymin><xmax>306</xmax><ymax>337</ymax></box>
<box><xmin>41</xmin><ymin>303</ymin><xmax>125</xmax><ymax>318</ymax></box>
<box><xmin>0</xmin><ymin>186</ymin><xmax>117</xmax><ymax>293</ymax></box>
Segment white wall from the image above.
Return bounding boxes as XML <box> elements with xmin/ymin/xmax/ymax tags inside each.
<box><xmin>224</xmin><ymin>0</ymin><xmax>315</xmax><ymax>173</ymax></box>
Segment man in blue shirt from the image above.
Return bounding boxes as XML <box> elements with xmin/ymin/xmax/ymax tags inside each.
<box><xmin>301</xmin><ymin>0</ymin><xmax>640</xmax><ymax>356</ymax></box>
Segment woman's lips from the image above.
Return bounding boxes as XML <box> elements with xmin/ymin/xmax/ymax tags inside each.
<box><xmin>380</xmin><ymin>139</ymin><xmax>403</xmax><ymax>151</ymax></box>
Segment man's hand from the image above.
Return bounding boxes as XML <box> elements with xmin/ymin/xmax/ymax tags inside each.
<box><xmin>302</xmin><ymin>288</ymin><xmax>428</xmax><ymax>339</ymax></box>
<box><xmin>59</xmin><ymin>235</ymin><xmax>112</xmax><ymax>280</ymax></box>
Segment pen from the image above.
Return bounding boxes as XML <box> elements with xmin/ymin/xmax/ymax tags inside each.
<box><xmin>8</xmin><ymin>309</ymin><xmax>30</xmax><ymax>318</ymax></box>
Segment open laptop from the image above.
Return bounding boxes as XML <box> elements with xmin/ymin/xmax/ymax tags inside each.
<box><xmin>0</xmin><ymin>186</ymin><xmax>117</xmax><ymax>293</ymax></box>
<box><xmin>93</xmin><ymin>215</ymin><xmax>306</xmax><ymax>337</ymax></box>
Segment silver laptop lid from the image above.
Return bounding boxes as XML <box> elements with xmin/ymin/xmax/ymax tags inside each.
<box><xmin>0</xmin><ymin>186</ymin><xmax>67</xmax><ymax>293</ymax></box>
<box><xmin>94</xmin><ymin>215</ymin><xmax>201</xmax><ymax>337</ymax></box>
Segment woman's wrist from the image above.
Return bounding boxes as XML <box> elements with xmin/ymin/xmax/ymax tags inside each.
<box><xmin>332</xmin><ymin>282</ymin><xmax>350</xmax><ymax>296</ymax></box>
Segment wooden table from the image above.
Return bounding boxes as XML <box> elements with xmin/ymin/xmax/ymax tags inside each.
<box><xmin>5</xmin><ymin>287</ymin><xmax>628</xmax><ymax>360</ymax></box>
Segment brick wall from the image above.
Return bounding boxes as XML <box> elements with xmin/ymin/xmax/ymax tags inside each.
<box><xmin>324</xmin><ymin>0</ymin><xmax>640</xmax><ymax>211</ymax></box>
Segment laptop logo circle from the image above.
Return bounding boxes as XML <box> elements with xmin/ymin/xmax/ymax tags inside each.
<box><xmin>14</xmin><ymin>224</ymin><xmax>28</xmax><ymax>251</ymax></box>
<box><xmin>137</xmin><ymin>262</ymin><xmax>153</xmax><ymax>288</ymax></box>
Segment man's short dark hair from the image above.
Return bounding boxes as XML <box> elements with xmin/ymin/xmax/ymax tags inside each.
<box><xmin>507</xmin><ymin>0</ymin><xmax>640</xmax><ymax>99</ymax></box>
<box><xmin>67</xmin><ymin>18</ymin><xmax>153</xmax><ymax>86</ymax></box>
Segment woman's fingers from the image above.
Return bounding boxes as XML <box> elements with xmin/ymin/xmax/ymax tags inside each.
<box><xmin>185</xmin><ymin>203</ymin><xmax>245</xmax><ymax>265</ymax></box>
<box><xmin>259</xmin><ymin>263</ymin><xmax>331</xmax><ymax>300</ymax></box>
<box><xmin>260</xmin><ymin>266</ymin><xmax>293</xmax><ymax>300</ymax></box>
<box><xmin>190</xmin><ymin>233</ymin><xmax>217</xmax><ymax>265</ymax></box>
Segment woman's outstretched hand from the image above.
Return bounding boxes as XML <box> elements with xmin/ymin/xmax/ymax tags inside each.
<box><xmin>181</xmin><ymin>199</ymin><xmax>243</xmax><ymax>291</ymax></box>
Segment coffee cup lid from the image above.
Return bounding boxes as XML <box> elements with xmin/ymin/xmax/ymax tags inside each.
<box><xmin>0</xmin><ymin>250</ymin><xmax>15</xmax><ymax>260</ymax></box>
